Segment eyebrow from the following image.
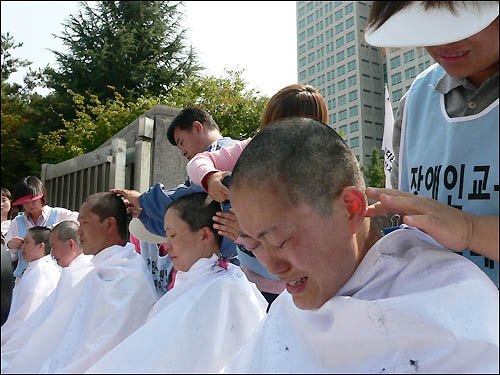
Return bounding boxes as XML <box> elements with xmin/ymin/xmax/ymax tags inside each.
<box><xmin>240</xmin><ymin>226</ymin><xmax>278</xmax><ymax>240</ymax></box>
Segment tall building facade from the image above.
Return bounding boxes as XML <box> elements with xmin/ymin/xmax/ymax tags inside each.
<box><xmin>385</xmin><ymin>47</ymin><xmax>436</xmax><ymax>116</ymax></box>
<box><xmin>296</xmin><ymin>1</ymin><xmax>385</xmax><ymax>166</ymax></box>
<box><xmin>296</xmin><ymin>1</ymin><xmax>436</xmax><ymax>167</ymax></box>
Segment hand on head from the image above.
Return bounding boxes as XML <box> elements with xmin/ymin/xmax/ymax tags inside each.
<box><xmin>212</xmin><ymin>209</ymin><xmax>240</xmax><ymax>242</ymax></box>
<box><xmin>365</xmin><ymin>187</ymin><xmax>498</xmax><ymax>262</ymax></box>
<box><xmin>111</xmin><ymin>189</ymin><xmax>142</xmax><ymax>218</ymax></box>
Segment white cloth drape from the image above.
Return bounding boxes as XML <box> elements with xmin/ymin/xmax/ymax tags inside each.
<box><xmin>1</xmin><ymin>254</ymin><xmax>93</xmax><ymax>367</ymax></box>
<box><xmin>87</xmin><ymin>254</ymin><xmax>267</xmax><ymax>374</ymax></box>
<box><xmin>1</xmin><ymin>255</ymin><xmax>61</xmax><ymax>346</ymax></box>
<box><xmin>224</xmin><ymin>227</ymin><xmax>499</xmax><ymax>373</ymax></box>
<box><xmin>3</xmin><ymin>243</ymin><xmax>157</xmax><ymax>374</ymax></box>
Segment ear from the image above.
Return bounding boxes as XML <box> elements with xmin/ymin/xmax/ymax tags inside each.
<box><xmin>192</xmin><ymin>121</ymin><xmax>204</xmax><ymax>134</ymax></box>
<box><xmin>104</xmin><ymin>216</ymin><xmax>118</xmax><ymax>235</ymax></box>
<box><xmin>199</xmin><ymin>226</ymin><xmax>214</xmax><ymax>243</ymax></box>
<box><xmin>67</xmin><ymin>238</ymin><xmax>75</xmax><ymax>251</ymax></box>
<box><xmin>340</xmin><ymin>186</ymin><xmax>367</xmax><ymax>234</ymax></box>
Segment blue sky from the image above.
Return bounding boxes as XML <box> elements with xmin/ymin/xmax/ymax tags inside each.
<box><xmin>1</xmin><ymin>1</ymin><xmax>298</xmax><ymax>98</ymax></box>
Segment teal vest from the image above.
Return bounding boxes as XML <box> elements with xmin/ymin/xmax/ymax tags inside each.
<box><xmin>400</xmin><ymin>64</ymin><xmax>499</xmax><ymax>286</ymax></box>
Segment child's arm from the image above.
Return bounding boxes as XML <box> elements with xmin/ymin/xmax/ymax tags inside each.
<box><xmin>186</xmin><ymin>138</ymin><xmax>252</xmax><ymax>191</ymax></box>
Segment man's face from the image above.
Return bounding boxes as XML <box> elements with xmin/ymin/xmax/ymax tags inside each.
<box><xmin>425</xmin><ymin>17</ymin><xmax>499</xmax><ymax>85</ymax></box>
<box><xmin>22</xmin><ymin>232</ymin><xmax>44</xmax><ymax>262</ymax></box>
<box><xmin>173</xmin><ymin>124</ymin><xmax>207</xmax><ymax>160</ymax></box>
<box><xmin>77</xmin><ymin>203</ymin><xmax>107</xmax><ymax>255</ymax></box>
<box><xmin>231</xmin><ymin>184</ymin><xmax>359</xmax><ymax>310</ymax></box>
<box><xmin>164</xmin><ymin>208</ymin><xmax>205</xmax><ymax>272</ymax></box>
<box><xmin>50</xmin><ymin>232</ymin><xmax>75</xmax><ymax>267</ymax></box>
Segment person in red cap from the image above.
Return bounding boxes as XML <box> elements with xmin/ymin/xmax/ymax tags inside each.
<box><xmin>4</xmin><ymin>176</ymin><xmax>79</xmax><ymax>280</ymax></box>
<box><xmin>364</xmin><ymin>1</ymin><xmax>499</xmax><ymax>287</ymax></box>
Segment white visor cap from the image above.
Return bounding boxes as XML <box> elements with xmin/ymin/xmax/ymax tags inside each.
<box><xmin>129</xmin><ymin>218</ymin><xmax>166</xmax><ymax>244</ymax></box>
<box><xmin>365</xmin><ymin>1</ymin><xmax>499</xmax><ymax>48</ymax></box>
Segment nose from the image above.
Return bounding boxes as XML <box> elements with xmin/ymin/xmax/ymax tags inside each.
<box><xmin>256</xmin><ymin>244</ymin><xmax>291</xmax><ymax>276</ymax></box>
<box><xmin>163</xmin><ymin>239</ymin><xmax>173</xmax><ymax>252</ymax></box>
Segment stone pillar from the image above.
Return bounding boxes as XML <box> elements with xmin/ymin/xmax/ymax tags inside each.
<box><xmin>134</xmin><ymin>117</ymin><xmax>154</xmax><ymax>193</ymax></box>
<box><xmin>110</xmin><ymin>138</ymin><xmax>127</xmax><ymax>189</ymax></box>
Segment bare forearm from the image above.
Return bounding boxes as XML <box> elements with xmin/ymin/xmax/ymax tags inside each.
<box><xmin>470</xmin><ymin>215</ymin><xmax>499</xmax><ymax>262</ymax></box>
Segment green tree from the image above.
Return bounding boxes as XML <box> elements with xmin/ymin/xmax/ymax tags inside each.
<box><xmin>45</xmin><ymin>1</ymin><xmax>202</xmax><ymax>105</ymax></box>
<box><xmin>39</xmin><ymin>70</ymin><xmax>269</xmax><ymax>164</ymax></box>
<box><xmin>360</xmin><ymin>147</ymin><xmax>386</xmax><ymax>188</ymax></box>
<box><xmin>1</xmin><ymin>32</ymin><xmax>43</xmax><ymax>188</ymax></box>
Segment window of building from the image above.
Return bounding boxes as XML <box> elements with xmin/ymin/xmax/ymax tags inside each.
<box><xmin>348</xmin><ymin>90</ymin><xmax>357</xmax><ymax>101</ymax></box>
<box><xmin>298</xmin><ymin>19</ymin><xmax>306</xmax><ymax>30</ymax></box>
<box><xmin>306</xmin><ymin>1</ymin><xmax>314</xmax><ymax>11</ymax></box>
<box><xmin>392</xmin><ymin>88</ymin><xmax>403</xmax><ymax>102</ymax></box>
<box><xmin>309</xmin><ymin>78</ymin><xmax>316</xmax><ymax>86</ymax></box>
<box><xmin>405</xmin><ymin>66</ymin><xmax>416</xmax><ymax>80</ymax></box>
<box><xmin>331</xmin><ymin>82</ymin><xmax>336</xmax><ymax>92</ymax></box>
<box><xmin>336</xmin><ymin>51</ymin><xmax>345</xmax><ymax>62</ymax></box>
<box><xmin>404</xmin><ymin>49</ymin><xmax>415</xmax><ymax>63</ymax></box>
<box><xmin>336</xmin><ymin>36</ymin><xmax>344</xmax><ymax>48</ymax></box>
<box><xmin>418</xmin><ymin>62</ymin><xmax>424</xmax><ymax>73</ymax></box>
<box><xmin>308</xmin><ymin>66</ymin><xmax>316</xmax><ymax>75</ymax></box>
<box><xmin>346</xmin><ymin>31</ymin><xmax>355</xmax><ymax>43</ymax></box>
<box><xmin>349</xmin><ymin>105</ymin><xmax>358</xmax><ymax>117</ymax></box>
<box><xmin>347</xmin><ymin>60</ymin><xmax>356</xmax><ymax>72</ymax></box>
<box><xmin>424</xmin><ymin>60</ymin><xmax>431</xmax><ymax>68</ymax></box>
<box><xmin>391</xmin><ymin>72</ymin><xmax>402</xmax><ymax>85</ymax></box>
<box><xmin>299</xmin><ymin>57</ymin><xmax>306</xmax><ymax>68</ymax></box>
<box><xmin>350</xmin><ymin>136</ymin><xmax>359</xmax><ymax>148</ymax></box>
<box><xmin>335</xmin><ymin>9</ymin><xmax>343</xmax><ymax>20</ymax></box>
<box><xmin>339</xmin><ymin>110</ymin><xmax>347</xmax><ymax>121</ymax></box>
<box><xmin>345</xmin><ymin>2</ymin><xmax>354</xmax><ymax>14</ymax></box>
<box><xmin>299</xmin><ymin>44</ymin><xmax>306</xmax><ymax>55</ymax></box>
<box><xmin>345</xmin><ymin>16</ymin><xmax>354</xmax><ymax>28</ymax></box>
<box><xmin>307</xmin><ymin>26</ymin><xmax>314</xmax><ymax>37</ymax></box>
<box><xmin>390</xmin><ymin>55</ymin><xmax>400</xmax><ymax>69</ymax></box>
<box><xmin>417</xmin><ymin>47</ymin><xmax>423</xmax><ymax>58</ymax></box>
<box><xmin>335</xmin><ymin>23</ymin><xmax>344</xmax><ymax>33</ymax></box>
<box><xmin>299</xmin><ymin>70</ymin><xmax>306</xmax><ymax>81</ymax></box>
<box><xmin>338</xmin><ymin>94</ymin><xmax>346</xmax><ymax>106</ymax></box>
<box><xmin>348</xmin><ymin>75</ymin><xmax>357</xmax><ymax>86</ymax></box>
<box><xmin>340</xmin><ymin>124</ymin><xmax>347</xmax><ymax>135</ymax></box>
<box><xmin>298</xmin><ymin>7</ymin><xmax>305</xmax><ymax>17</ymax></box>
<box><xmin>365</xmin><ymin>136</ymin><xmax>373</xmax><ymax>140</ymax></box>
<box><xmin>308</xmin><ymin>52</ymin><xmax>315</xmax><ymax>63</ymax></box>
<box><xmin>307</xmin><ymin>13</ymin><xmax>314</xmax><ymax>24</ymax></box>
<box><xmin>298</xmin><ymin>31</ymin><xmax>306</xmax><ymax>42</ymax></box>
<box><xmin>337</xmin><ymin>65</ymin><xmax>346</xmax><ymax>77</ymax></box>
<box><xmin>307</xmin><ymin>40</ymin><xmax>314</xmax><ymax>50</ymax></box>
<box><xmin>350</xmin><ymin>121</ymin><xmax>359</xmax><ymax>132</ymax></box>
<box><xmin>337</xmin><ymin>79</ymin><xmax>346</xmax><ymax>91</ymax></box>
<box><xmin>346</xmin><ymin>45</ymin><xmax>356</xmax><ymax>57</ymax></box>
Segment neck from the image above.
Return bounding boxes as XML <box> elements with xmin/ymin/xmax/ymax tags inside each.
<box><xmin>28</xmin><ymin>209</ymin><xmax>43</xmax><ymax>223</ymax></box>
<box><xmin>204</xmin><ymin>131</ymin><xmax>222</xmax><ymax>148</ymax></box>
<box><xmin>356</xmin><ymin>218</ymin><xmax>382</xmax><ymax>259</ymax></box>
<box><xmin>1</xmin><ymin>213</ymin><xmax>8</xmax><ymax>222</ymax></box>
<box><xmin>468</xmin><ymin>61</ymin><xmax>499</xmax><ymax>87</ymax></box>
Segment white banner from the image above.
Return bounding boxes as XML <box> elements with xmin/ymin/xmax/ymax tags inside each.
<box><xmin>382</xmin><ymin>85</ymin><xmax>395</xmax><ymax>188</ymax></box>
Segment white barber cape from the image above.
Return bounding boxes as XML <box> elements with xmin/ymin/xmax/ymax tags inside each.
<box><xmin>1</xmin><ymin>254</ymin><xmax>94</xmax><ymax>368</ymax></box>
<box><xmin>224</xmin><ymin>226</ymin><xmax>499</xmax><ymax>374</ymax></box>
<box><xmin>1</xmin><ymin>255</ymin><xmax>61</xmax><ymax>346</ymax></box>
<box><xmin>3</xmin><ymin>243</ymin><xmax>157</xmax><ymax>374</ymax></box>
<box><xmin>87</xmin><ymin>254</ymin><xmax>267</xmax><ymax>374</ymax></box>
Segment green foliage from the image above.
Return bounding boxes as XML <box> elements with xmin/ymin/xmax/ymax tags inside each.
<box><xmin>38</xmin><ymin>70</ymin><xmax>269</xmax><ymax>164</ymax></box>
<box><xmin>45</xmin><ymin>1</ymin><xmax>202</xmax><ymax>105</ymax></box>
<box><xmin>360</xmin><ymin>147</ymin><xmax>386</xmax><ymax>188</ymax></box>
<box><xmin>1</xmin><ymin>33</ymin><xmax>43</xmax><ymax>188</ymax></box>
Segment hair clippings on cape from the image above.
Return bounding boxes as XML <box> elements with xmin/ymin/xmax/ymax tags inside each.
<box><xmin>216</xmin><ymin>252</ymin><xmax>237</xmax><ymax>271</ymax></box>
